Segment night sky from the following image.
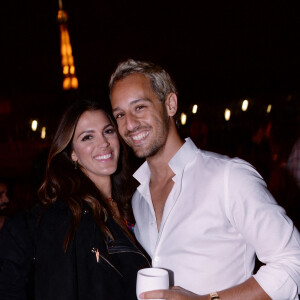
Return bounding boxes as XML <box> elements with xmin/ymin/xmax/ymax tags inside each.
<box><xmin>1</xmin><ymin>2</ymin><xmax>300</xmax><ymax>103</ymax></box>
<box><xmin>0</xmin><ymin>1</ymin><xmax>300</xmax><ymax>178</ymax></box>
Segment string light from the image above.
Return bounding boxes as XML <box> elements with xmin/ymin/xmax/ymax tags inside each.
<box><xmin>41</xmin><ymin>127</ymin><xmax>46</xmax><ymax>139</ymax></box>
<box><xmin>267</xmin><ymin>104</ymin><xmax>272</xmax><ymax>113</ymax></box>
<box><xmin>192</xmin><ymin>104</ymin><xmax>198</xmax><ymax>114</ymax></box>
<box><xmin>224</xmin><ymin>109</ymin><xmax>231</xmax><ymax>121</ymax></box>
<box><xmin>241</xmin><ymin>99</ymin><xmax>248</xmax><ymax>111</ymax></box>
<box><xmin>181</xmin><ymin>113</ymin><xmax>187</xmax><ymax>125</ymax></box>
<box><xmin>31</xmin><ymin>120</ymin><xmax>38</xmax><ymax>131</ymax></box>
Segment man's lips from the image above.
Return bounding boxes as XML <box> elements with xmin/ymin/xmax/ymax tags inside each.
<box><xmin>128</xmin><ymin>131</ymin><xmax>149</xmax><ymax>143</ymax></box>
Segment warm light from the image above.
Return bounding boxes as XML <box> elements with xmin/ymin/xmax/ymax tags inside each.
<box><xmin>267</xmin><ymin>104</ymin><xmax>272</xmax><ymax>113</ymax></box>
<box><xmin>62</xmin><ymin>56</ymin><xmax>68</xmax><ymax>66</ymax></box>
<box><xmin>192</xmin><ymin>105</ymin><xmax>198</xmax><ymax>114</ymax></box>
<box><xmin>181</xmin><ymin>113</ymin><xmax>187</xmax><ymax>125</ymax></box>
<box><xmin>241</xmin><ymin>99</ymin><xmax>248</xmax><ymax>111</ymax></box>
<box><xmin>63</xmin><ymin>77</ymin><xmax>71</xmax><ymax>90</ymax></box>
<box><xmin>31</xmin><ymin>120</ymin><xmax>38</xmax><ymax>131</ymax></box>
<box><xmin>66</xmin><ymin>44</ymin><xmax>72</xmax><ymax>56</ymax></box>
<box><xmin>41</xmin><ymin>127</ymin><xmax>46</xmax><ymax>139</ymax></box>
<box><xmin>71</xmin><ymin>77</ymin><xmax>79</xmax><ymax>89</ymax></box>
<box><xmin>67</xmin><ymin>56</ymin><xmax>74</xmax><ymax>65</ymax></box>
<box><xmin>61</xmin><ymin>44</ymin><xmax>67</xmax><ymax>56</ymax></box>
<box><xmin>224</xmin><ymin>109</ymin><xmax>231</xmax><ymax>121</ymax></box>
<box><xmin>58</xmin><ymin>4</ymin><xmax>78</xmax><ymax>90</ymax></box>
<box><xmin>63</xmin><ymin>66</ymin><xmax>69</xmax><ymax>74</ymax></box>
<box><xmin>70</xmin><ymin>65</ymin><xmax>75</xmax><ymax>74</ymax></box>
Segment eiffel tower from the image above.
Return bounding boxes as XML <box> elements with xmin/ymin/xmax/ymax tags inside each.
<box><xmin>57</xmin><ymin>0</ymin><xmax>78</xmax><ymax>90</ymax></box>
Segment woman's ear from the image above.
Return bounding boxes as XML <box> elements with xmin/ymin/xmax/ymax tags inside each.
<box><xmin>71</xmin><ymin>151</ymin><xmax>78</xmax><ymax>162</ymax></box>
<box><xmin>165</xmin><ymin>93</ymin><xmax>178</xmax><ymax>117</ymax></box>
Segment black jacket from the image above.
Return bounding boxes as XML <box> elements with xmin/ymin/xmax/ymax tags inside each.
<box><xmin>0</xmin><ymin>200</ymin><xmax>150</xmax><ymax>300</ymax></box>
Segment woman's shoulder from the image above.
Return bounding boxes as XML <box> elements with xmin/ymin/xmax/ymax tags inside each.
<box><xmin>3</xmin><ymin>200</ymin><xmax>71</xmax><ymax>235</ymax></box>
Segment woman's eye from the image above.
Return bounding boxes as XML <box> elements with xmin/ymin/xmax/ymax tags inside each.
<box><xmin>104</xmin><ymin>128</ymin><xmax>115</xmax><ymax>135</ymax></box>
<box><xmin>81</xmin><ymin>135</ymin><xmax>92</xmax><ymax>141</ymax></box>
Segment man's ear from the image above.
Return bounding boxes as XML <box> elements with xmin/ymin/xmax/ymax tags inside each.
<box><xmin>71</xmin><ymin>151</ymin><xmax>78</xmax><ymax>162</ymax></box>
<box><xmin>165</xmin><ymin>93</ymin><xmax>178</xmax><ymax>117</ymax></box>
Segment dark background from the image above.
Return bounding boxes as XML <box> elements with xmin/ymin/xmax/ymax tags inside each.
<box><xmin>0</xmin><ymin>1</ymin><xmax>299</xmax><ymax>209</ymax></box>
<box><xmin>1</xmin><ymin>2</ymin><xmax>300</xmax><ymax>97</ymax></box>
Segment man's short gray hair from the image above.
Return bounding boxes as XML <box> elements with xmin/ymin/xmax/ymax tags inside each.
<box><xmin>109</xmin><ymin>59</ymin><xmax>177</xmax><ymax>103</ymax></box>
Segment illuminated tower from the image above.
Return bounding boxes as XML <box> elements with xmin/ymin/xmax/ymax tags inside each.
<box><xmin>57</xmin><ymin>0</ymin><xmax>78</xmax><ymax>90</ymax></box>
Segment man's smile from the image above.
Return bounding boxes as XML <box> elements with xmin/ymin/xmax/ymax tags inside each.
<box><xmin>131</xmin><ymin>131</ymin><xmax>149</xmax><ymax>142</ymax></box>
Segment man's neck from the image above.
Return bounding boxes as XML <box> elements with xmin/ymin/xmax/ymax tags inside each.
<box><xmin>146</xmin><ymin>130</ymin><xmax>184</xmax><ymax>231</ymax></box>
<box><xmin>147</xmin><ymin>130</ymin><xmax>184</xmax><ymax>182</ymax></box>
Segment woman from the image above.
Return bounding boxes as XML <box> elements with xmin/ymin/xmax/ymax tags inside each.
<box><xmin>0</xmin><ymin>99</ymin><xmax>150</xmax><ymax>299</ymax></box>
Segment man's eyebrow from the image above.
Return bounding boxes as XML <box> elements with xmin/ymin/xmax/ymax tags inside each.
<box><xmin>112</xmin><ymin>98</ymin><xmax>151</xmax><ymax>113</ymax></box>
<box><xmin>112</xmin><ymin>107</ymin><xmax>121</xmax><ymax>113</ymax></box>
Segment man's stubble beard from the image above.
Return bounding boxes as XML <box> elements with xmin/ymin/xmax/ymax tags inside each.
<box><xmin>128</xmin><ymin>109</ymin><xmax>170</xmax><ymax>159</ymax></box>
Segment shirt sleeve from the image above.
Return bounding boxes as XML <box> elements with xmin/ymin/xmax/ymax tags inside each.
<box><xmin>225</xmin><ymin>159</ymin><xmax>300</xmax><ymax>299</ymax></box>
<box><xmin>0</xmin><ymin>213</ymin><xmax>35</xmax><ymax>300</ymax></box>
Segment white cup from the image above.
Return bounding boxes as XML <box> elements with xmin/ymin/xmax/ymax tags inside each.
<box><xmin>136</xmin><ymin>267</ymin><xmax>169</xmax><ymax>300</ymax></box>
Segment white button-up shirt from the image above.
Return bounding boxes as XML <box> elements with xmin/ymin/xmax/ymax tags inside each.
<box><xmin>132</xmin><ymin>138</ymin><xmax>300</xmax><ymax>299</ymax></box>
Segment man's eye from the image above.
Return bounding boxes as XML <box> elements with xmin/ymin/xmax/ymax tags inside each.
<box><xmin>136</xmin><ymin>105</ymin><xmax>145</xmax><ymax>111</ymax></box>
<box><xmin>115</xmin><ymin>113</ymin><xmax>124</xmax><ymax>119</ymax></box>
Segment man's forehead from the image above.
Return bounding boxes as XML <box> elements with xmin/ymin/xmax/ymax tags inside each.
<box><xmin>111</xmin><ymin>74</ymin><xmax>157</xmax><ymax>108</ymax></box>
<box><xmin>112</xmin><ymin>98</ymin><xmax>151</xmax><ymax>113</ymax></box>
<box><xmin>112</xmin><ymin>73</ymin><xmax>151</xmax><ymax>92</ymax></box>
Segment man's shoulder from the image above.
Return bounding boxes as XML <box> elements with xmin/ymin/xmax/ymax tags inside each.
<box><xmin>198</xmin><ymin>149</ymin><xmax>251</xmax><ymax>167</ymax></box>
<box><xmin>192</xmin><ymin>148</ymin><xmax>232</xmax><ymax>169</ymax></box>
<box><xmin>191</xmin><ymin>149</ymin><xmax>257</xmax><ymax>181</ymax></box>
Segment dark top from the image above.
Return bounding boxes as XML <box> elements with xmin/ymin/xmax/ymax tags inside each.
<box><xmin>0</xmin><ymin>200</ymin><xmax>150</xmax><ymax>300</ymax></box>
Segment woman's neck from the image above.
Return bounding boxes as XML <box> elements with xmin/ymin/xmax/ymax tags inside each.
<box><xmin>89</xmin><ymin>174</ymin><xmax>112</xmax><ymax>199</ymax></box>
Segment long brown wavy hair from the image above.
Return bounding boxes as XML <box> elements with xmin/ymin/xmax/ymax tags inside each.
<box><xmin>38</xmin><ymin>99</ymin><xmax>137</xmax><ymax>251</ymax></box>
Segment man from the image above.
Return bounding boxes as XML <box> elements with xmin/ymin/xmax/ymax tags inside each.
<box><xmin>109</xmin><ymin>59</ymin><xmax>300</xmax><ymax>299</ymax></box>
<box><xmin>287</xmin><ymin>136</ymin><xmax>300</xmax><ymax>189</ymax></box>
<box><xmin>0</xmin><ymin>181</ymin><xmax>10</xmax><ymax>230</ymax></box>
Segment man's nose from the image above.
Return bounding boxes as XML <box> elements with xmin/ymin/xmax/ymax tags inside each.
<box><xmin>126</xmin><ymin>113</ymin><xmax>140</xmax><ymax>131</ymax></box>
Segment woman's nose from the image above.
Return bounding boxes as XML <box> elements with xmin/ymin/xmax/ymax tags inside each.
<box><xmin>98</xmin><ymin>136</ymin><xmax>110</xmax><ymax>148</ymax></box>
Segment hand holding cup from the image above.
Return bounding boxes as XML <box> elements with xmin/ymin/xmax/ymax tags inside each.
<box><xmin>136</xmin><ymin>268</ymin><xmax>169</xmax><ymax>300</ymax></box>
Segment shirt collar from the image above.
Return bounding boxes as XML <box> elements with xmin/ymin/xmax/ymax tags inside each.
<box><xmin>133</xmin><ymin>138</ymin><xmax>198</xmax><ymax>185</ymax></box>
<box><xmin>168</xmin><ymin>137</ymin><xmax>198</xmax><ymax>175</ymax></box>
<box><xmin>133</xmin><ymin>160</ymin><xmax>151</xmax><ymax>185</ymax></box>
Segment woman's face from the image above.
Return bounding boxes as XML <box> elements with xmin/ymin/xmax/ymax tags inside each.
<box><xmin>71</xmin><ymin>110</ymin><xmax>120</xmax><ymax>185</ymax></box>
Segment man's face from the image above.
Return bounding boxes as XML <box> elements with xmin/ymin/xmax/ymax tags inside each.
<box><xmin>0</xmin><ymin>183</ymin><xmax>9</xmax><ymax>212</ymax></box>
<box><xmin>110</xmin><ymin>73</ymin><xmax>170</xmax><ymax>158</ymax></box>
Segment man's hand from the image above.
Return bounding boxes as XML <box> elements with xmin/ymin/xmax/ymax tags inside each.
<box><xmin>139</xmin><ymin>286</ymin><xmax>205</xmax><ymax>300</ymax></box>
<box><xmin>138</xmin><ymin>277</ymin><xmax>272</xmax><ymax>300</ymax></box>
